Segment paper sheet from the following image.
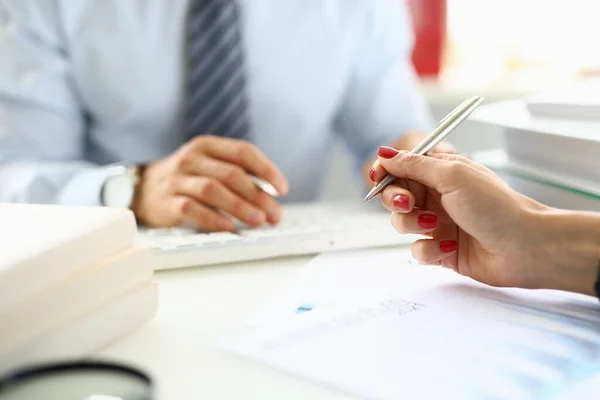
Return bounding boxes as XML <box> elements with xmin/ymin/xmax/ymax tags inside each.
<box><xmin>222</xmin><ymin>248</ymin><xmax>600</xmax><ymax>400</ymax></box>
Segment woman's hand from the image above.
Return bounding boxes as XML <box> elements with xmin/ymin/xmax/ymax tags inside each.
<box><xmin>372</xmin><ymin>146</ymin><xmax>600</xmax><ymax>297</ymax></box>
<box><xmin>362</xmin><ymin>131</ymin><xmax>455</xmax><ymax>187</ymax></box>
<box><xmin>370</xmin><ymin>146</ymin><xmax>553</xmax><ymax>290</ymax></box>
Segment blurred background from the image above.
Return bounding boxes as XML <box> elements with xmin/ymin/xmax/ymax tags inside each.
<box><xmin>321</xmin><ymin>0</ymin><xmax>600</xmax><ymax>200</ymax></box>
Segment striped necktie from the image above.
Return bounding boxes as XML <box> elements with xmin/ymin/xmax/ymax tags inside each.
<box><xmin>184</xmin><ymin>0</ymin><xmax>250</xmax><ymax>140</ymax></box>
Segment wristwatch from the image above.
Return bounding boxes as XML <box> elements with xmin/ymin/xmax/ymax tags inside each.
<box><xmin>100</xmin><ymin>165</ymin><xmax>142</xmax><ymax>209</ymax></box>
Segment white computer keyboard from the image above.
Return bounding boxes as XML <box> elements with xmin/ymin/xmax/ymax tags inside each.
<box><xmin>137</xmin><ymin>201</ymin><xmax>420</xmax><ymax>270</ymax></box>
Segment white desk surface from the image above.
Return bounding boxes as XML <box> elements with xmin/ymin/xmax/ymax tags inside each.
<box><xmin>93</xmin><ymin>252</ymin><xmax>365</xmax><ymax>400</ymax></box>
<box><xmin>94</xmin><ymin>247</ymin><xmax>600</xmax><ymax>400</ymax></box>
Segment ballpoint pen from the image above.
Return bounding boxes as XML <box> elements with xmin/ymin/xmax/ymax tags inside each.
<box><xmin>251</xmin><ymin>175</ymin><xmax>280</xmax><ymax>197</ymax></box>
<box><xmin>363</xmin><ymin>95</ymin><xmax>484</xmax><ymax>202</ymax></box>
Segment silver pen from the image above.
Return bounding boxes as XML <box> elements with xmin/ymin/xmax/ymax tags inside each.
<box><xmin>251</xmin><ymin>175</ymin><xmax>280</xmax><ymax>197</ymax></box>
<box><xmin>363</xmin><ymin>96</ymin><xmax>484</xmax><ymax>202</ymax></box>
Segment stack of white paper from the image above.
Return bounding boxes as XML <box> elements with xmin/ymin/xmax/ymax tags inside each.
<box><xmin>471</xmin><ymin>90</ymin><xmax>600</xmax><ymax>210</ymax></box>
<box><xmin>222</xmin><ymin>249</ymin><xmax>600</xmax><ymax>399</ymax></box>
<box><xmin>525</xmin><ymin>79</ymin><xmax>600</xmax><ymax>121</ymax></box>
<box><xmin>0</xmin><ymin>204</ymin><xmax>157</xmax><ymax>375</ymax></box>
<box><xmin>473</xmin><ymin>149</ymin><xmax>600</xmax><ymax>212</ymax></box>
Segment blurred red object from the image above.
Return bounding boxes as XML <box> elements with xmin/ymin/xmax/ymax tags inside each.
<box><xmin>405</xmin><ymin>0</ymin><xmax>447</xmax><ymax>77</ymax></box>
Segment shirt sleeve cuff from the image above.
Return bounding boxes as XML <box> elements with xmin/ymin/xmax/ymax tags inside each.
<box><xmin>57</xmin><ymin>166</ymin><xmax>118</xmax><ymax>206</ymax></box>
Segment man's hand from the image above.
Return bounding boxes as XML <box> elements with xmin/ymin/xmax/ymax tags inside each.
<box><xmin>132</xmin><ymin>136</ymin><xmax>289</xmax><ymax>231</ymax></box>
<box><xmin>361</xmin><ymin>131</ymin><xmax>456</xmax><ymax>186</ymax></box>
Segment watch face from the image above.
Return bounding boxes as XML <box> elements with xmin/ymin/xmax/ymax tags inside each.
<box><xmin>103</xmin><ymin>174</ymin><xmax>135</xmax><ymax>208</ymax></box>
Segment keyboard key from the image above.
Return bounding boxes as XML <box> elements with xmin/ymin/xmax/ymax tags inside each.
<box><xmin>207</xmin><ymin>232</ymin><xmax>243</xmax><ymax>242</ymax></box>
<box><xmin>142</xmin><ymin>228</ymin><xmax>173</xmax><ymax>237</ymax></box>
<box><xmin>162</xmin><ymin>236</ymin><xmax>195</xmax><ymax>246</ymax></box>
<box><xmin>184</xmin><ymin>234</ymin><xmax>223</xmax><ymax>245</ymax></box>
<box><xmin>169</xmin><ymin>228</ymin><xmax>198</xmax><ymax>236</ymax></box>
<box><xmin>178</xmin><ymin>232</ymin><xmax>241</xmax><ymax>245</ymax></box>
<box><xmin>142</xmin><ymin>227</ymin><xmax>197</xmax><ymax>237</ymax></box>
<box><xmin>239</xmin><ymin>229</ymin><xmax>278</xmax><ymax>238</ymax></box>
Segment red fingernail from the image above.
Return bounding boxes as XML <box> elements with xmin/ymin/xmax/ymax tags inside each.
<box><xmin>417</xmin><ymin>213</ymin><xmax>438</xmax><ymax>229</ymax></box>
<box><xmin>377</xmin><ymin>146</ymin><xmax>399</xmax><ymax>159</ymax></box>
<box><xmin>393</xmin><ymin>194</ymin><xmax>409</xmax><ymax>211</ymax></box>
<box><xmin>439</xmin><ymin>240</ymin><xmax>458</xmax><ymax>253</ymax></box>
<box><xmin>369</xmin><ymin>168</ymin><xmax>375</xmax><ymax>182</ymax></box>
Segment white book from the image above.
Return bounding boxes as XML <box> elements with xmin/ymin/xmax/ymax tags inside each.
<box><xmin>0</xmin><ymin>204</ymin><xmax>138</xmax><ymax>310</ymax></box>
<box><xmin>0</xmin><ymin>283</ymin><xmax>158</xmax><ymax>375</ymax></box>
<box><xmin>0</xmin><ymin>247</ymin><xmax>154</xmax><ymax>355</ymax></box>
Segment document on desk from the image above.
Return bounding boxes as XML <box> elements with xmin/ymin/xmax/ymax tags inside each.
<box><xmin>221</xmin><ymin>248</ymin><xmax>600</xmax><ymax>400</ymax></box>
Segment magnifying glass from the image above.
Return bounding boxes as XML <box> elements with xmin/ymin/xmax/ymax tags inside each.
<box><xmin>0</xmin><ymin>361</ymin><xmax>153</xmax><ymax>400</ymax></box>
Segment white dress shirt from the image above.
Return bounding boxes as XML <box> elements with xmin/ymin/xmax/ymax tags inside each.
<box><xmin>0</xmin><ymin>0</ymin><xmax>433</xmax><ymax>204</ymax></box>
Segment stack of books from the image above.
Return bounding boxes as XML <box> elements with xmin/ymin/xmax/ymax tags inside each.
<box><xmin>0</xmin><ymin>204</ymin><xmax>157</xmax><ymax>375</ymax></box>
<box><xmin>471</xmin><ymin>83</ymin><xmax>600</xmax><ymax>212</ymax></box>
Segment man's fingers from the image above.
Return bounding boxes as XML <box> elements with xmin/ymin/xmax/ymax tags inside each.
<box><xmin>175</xmin><ymin>176</ymin><xmax>267</xmax><ymax>227</ymax></box>
<box><xmin>184</xmin><ymin>157</ymin><xmax>283</xmax><ymax>224</ymax></box>
<box><xmin>170</xmin><ymin>195</ymin><xmax>235</xmax><ymax>231</ymax></box>
<box><xmin>190</xmin><ymin>136</ymin><xmax>289</xmax><ymax>196</ymax></box>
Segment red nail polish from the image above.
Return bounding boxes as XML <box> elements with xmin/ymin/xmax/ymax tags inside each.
<box><xmin>377</xmin><ymin>146</ymin><xmax>399</xmax><ymax>159</ymax></box>
<box><xmin>417</xmin><ymin>213</ymin><xmax>438</xmax><ymax>229</ymax></box>
<box><xmin>393</xmin><ymin>194</ymin><xmax>409</xmax><ymax>210</ymax></box>
<box><xmin>439</xmin><ymin>240</ymin><xmax>458</xmax><ymax>253</ymax></box>
<box><xmin>369</xmin><ymin>168</ymin><xmax>375</xmax><ymax>182</ymax></box>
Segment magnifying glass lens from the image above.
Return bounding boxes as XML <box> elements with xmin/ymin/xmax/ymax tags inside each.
<box><xmin>0</xmin><ymin>362</ymin><xmax>152</xmax><ymax>400</ymax></box>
